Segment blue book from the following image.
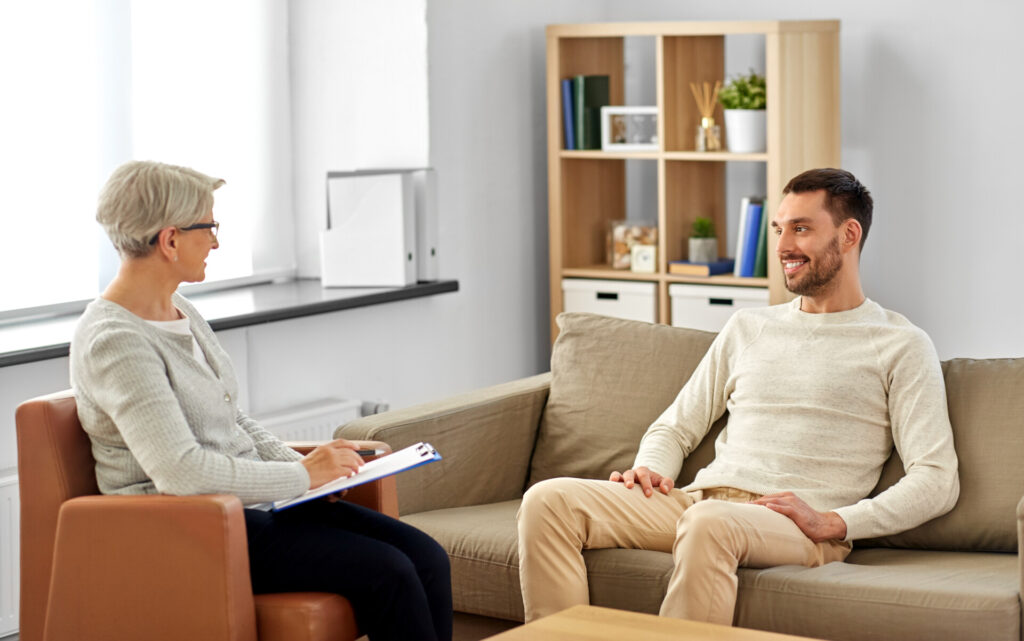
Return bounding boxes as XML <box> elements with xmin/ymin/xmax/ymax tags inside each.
<box><xmin>739</xmin><ymin>202</ymin><xmax>763</xmax><ymax>277</ymax></box>
<box><xmin>561</xmin><ymin>78</ymin><xmax>576</xmax><ymax>150</ymax></box>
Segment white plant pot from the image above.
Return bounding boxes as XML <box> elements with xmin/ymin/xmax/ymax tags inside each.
<box><xmin>688</xmin><ymin>237</ymin><xmax>718</xmax><ymax>264</ymax></box>
<box><xmin>724</xmin><ymin>109</ymin><xmax>766</xmax><ymax>153</ymax></box>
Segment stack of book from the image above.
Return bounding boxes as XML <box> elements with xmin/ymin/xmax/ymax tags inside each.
<box><xmin>561</xmin><ymin>75</ymin><xmax>610</xmax><ymax>150</ymax></box>
<box><xmin>668</xmin><ymin>258</ymin><xmax>735</xmax><ymax>276</ymax></box>
<box><xmin>733</xmin><ymin>196</ymin><xmax>768</xmax><ymax>278</ymax></box>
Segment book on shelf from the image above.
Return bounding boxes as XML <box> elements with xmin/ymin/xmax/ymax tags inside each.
<box><xmin>733</xmin><ymin>197</ymin><xmax>765</xmax><ymax>277</ymax></box>
<box><xmin>738</xmin><ymin>202</ymin><xmax>763</xmax><ymax>277</ymax></box>
<box><xmin>573</xmin><ymin>74</ymin><xmax>609</xmax><ymax>150</ymax></box>
<box><xmin>272</xmin><ymin>442</ymin><xmax>441</xmax><ymax>512</ymax></box>
<box><xmin>668</xmin><ymin>258</ymin><xmax>736</xmax><ymax>276</ymax></box>
<box><xmin>752</xmin><ymin>202</ymin><xmax>769</xmax><ymax>278</ymax></box>
<box><xmin>733</xmin><ymin>197</ymin><xmax>751</xmax><ymax>277</ymax></box>
<box><xmin>561</xmin><ymin>78</ymin><xmax>576</xmax><ymax>150</ymax></box>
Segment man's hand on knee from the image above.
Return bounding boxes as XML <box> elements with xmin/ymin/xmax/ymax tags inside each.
<box><xmin>609</xmin><ymin>466</ymin><xmax>674</xmax><ymax>497</ymax></box>
<box><xmin>750</xmin><ymin>492</ymin><xmax>848</xmax><ymax>542</ymax></box>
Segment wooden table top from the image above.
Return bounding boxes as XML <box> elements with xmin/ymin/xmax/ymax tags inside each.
<box><xmin>484</xmin><ymin>605</ymin><xmax>823</xmax><ymax>641</ymax></box>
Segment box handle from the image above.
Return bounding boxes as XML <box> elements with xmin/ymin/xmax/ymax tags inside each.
<box><xmin>596</xmin><ymin>292</ymin><xmax>619</xmax><ymax>301</ymax></box>
<box><xmin>709</xmin><ymin>298</ymin><xmax>734</xmax><ymax>306</ymax></box>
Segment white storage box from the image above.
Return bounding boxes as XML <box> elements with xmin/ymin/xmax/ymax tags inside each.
<box><xmin>669</xmin><ymin>283</ymin><xmax>768</xmax><ymax>332</ymax></box>
<box><xmin>562</xmin><ymin>278</ymin><xmax>656</xmax><ymax>323</ymax></box>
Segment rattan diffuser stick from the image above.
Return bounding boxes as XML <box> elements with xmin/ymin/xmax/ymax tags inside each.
<box><xmin>690</xmin><ymin>80</ymin><xmax>722</xmax><ymax>151</ymax></box>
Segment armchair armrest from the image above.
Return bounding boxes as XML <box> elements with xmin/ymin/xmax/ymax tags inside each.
<box><xmin>285</xmin><ymin>439</ymin><xmax>391</xmax><ymax>457</ymax></box>
<box><xmin>335</xmin><ymin>373</ymin><xmax>551</xmax><ymax>515</ymax></box>
<box><xmin>285</xmin><ymin>440</ymin><xmax>398</xmax><ymax>518</ymax></box>
<box><xmin>45</xmin><ymin>494</ymin><xmax>257</xmax><ymax>641</ymax></box>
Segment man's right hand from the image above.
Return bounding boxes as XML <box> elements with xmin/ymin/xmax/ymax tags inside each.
<box><xmin>609</xmin><ymin>466</ymin><xmax>674</xmax><ymax>497</ymax></box>
<box><xmin>300</xmin><ymin>439</ymin><xmax>365</xmax><ymax>489</ymax></box>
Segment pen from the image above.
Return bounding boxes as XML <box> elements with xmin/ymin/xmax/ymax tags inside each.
<box><xmin>355</xmin><ymin>448</ymin><xmax>386</xmax><ymax>457</ymax></box>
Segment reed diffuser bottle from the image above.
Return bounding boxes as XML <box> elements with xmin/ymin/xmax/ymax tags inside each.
<box><xmin>690</xmin><ymin>81</ymin><xmax>722</xmax><ymax>151</ymax></box>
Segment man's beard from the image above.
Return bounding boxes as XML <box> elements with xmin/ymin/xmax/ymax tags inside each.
<box><xmin>782</xmin><ymin>235</ymin><xmax>843</xmax><ymax>297</ymax></box>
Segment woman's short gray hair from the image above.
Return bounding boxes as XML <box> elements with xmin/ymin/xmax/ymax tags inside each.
<box><xmin>97</xmin><ymin>160</ymin><xmax>226</xmax><ymax>258</ymax></box>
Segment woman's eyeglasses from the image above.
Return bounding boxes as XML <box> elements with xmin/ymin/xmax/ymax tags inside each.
<box><xmin>149</xmin><ymin>221</ymin><xmax>220</xmax><ymax>245</ymax></box>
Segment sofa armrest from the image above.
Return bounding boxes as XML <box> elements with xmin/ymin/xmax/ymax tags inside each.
<box><xmin>1017</xmin><ymin>495</ymin><xmax>1024</xmax><ymax>596</ymax></box>
<box><xmin>45</xmin><ymin>494</ymin><xmax>258</xmax><ymax>641</ymax></box>
<box><xmin>335</xmin><ymin>373</ymin><xmax>551</xmax><ymax>515</ymax></box>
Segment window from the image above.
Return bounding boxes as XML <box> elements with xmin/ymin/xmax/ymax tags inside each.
<box><xmin>0</xmin><ymin>0</ymin><xmax>294</xmax><ymax>315</ymax></box>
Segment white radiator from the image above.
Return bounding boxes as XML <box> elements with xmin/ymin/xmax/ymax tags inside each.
<box><xmin>0</xmin><ymin>474</ymin><xmax>19</xmax><ymax>637</ymax></box>
<box><xmin>254</xmin><ymin>398</ymin><xmax>362</xmax><ymax>442</ymax></box>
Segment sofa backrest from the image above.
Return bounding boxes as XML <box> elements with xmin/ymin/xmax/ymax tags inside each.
<box><xmin>529</xmin><ymin>312</ymin><xmax>1024</xmax><ymax>553</ymax></box>
<box><xmin>528</xmin><ymin>313</ymin><xmax>716</xmax><ymax>486</ymax></box>
<box><xmin>862</xmin><ymin>357</ymin><xmax>1024</xmax><ymax>552</ymax></box>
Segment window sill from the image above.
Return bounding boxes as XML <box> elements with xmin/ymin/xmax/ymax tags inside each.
<box><xmin>0</xmin><ymin>277</ymin><xmax>459</xmax><ymax>368</ymax></box>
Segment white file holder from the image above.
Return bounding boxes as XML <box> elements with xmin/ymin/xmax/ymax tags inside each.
<box><xmin>414</xmin><ymin>168</ymin><xmax>439</xmax><ymax>281</ymax></box>
<box><xmin>321</xmin><ymin>171</ymin><xmax>417</xmax><ymax>287</ymax></box>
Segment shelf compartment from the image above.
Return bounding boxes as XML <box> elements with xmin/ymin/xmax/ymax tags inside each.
<box><xmin>557</xmin><ymin>36</ymin><xmax>625</xmax><ymax>119</ymax></box>
<box><xmin>662</xmin><ymin>160</ymin><xmax>726</xmax><ymax>264</ymax></box>
<box><xmin>661</xmin><ymin>35</ymin><xmax>724</xmax><ymax>153</ymax></box>
<box><xmin>559</xmin><ymin>158</ymin><xmax>627</xmax><ymax>269</ymax></box>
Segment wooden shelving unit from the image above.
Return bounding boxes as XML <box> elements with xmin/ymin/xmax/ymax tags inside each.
<box><xmin>546</xmin><ymin>20</ymin><xmax>840</xmax><ymax>339</ymax></box>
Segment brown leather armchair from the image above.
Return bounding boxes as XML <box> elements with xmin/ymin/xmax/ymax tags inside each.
<box><xmin>16</xmin><ymin>390</ymin><xmax>398</xmax><ymax>641</ymax></box>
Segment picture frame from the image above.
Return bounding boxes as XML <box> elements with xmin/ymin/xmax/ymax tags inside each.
<box><xmin>600</xmin><ymin>106</ymin><xmax>659</xmax><ymax>151</ymax></box>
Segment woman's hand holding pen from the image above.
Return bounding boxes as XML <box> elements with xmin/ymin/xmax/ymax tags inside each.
<box><xmin>300</xmin><ymin>439</ymin><xmax>365</xmax><ymax>489</ymax></box>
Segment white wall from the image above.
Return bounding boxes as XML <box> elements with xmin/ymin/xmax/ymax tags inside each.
<box><xmin>6</xmin><ymin>0</ymin><xmax>1024</xmax><ymax>460</ymax></box>
<box><xmin>272</xmin><ymin>0</ymin><xmax>548</xmax><ymax>420</ymax></box>
<box><xmin>427</xmin><ymin>0</ymin><xmax>1024</xmax><ymax>360</ymax></box>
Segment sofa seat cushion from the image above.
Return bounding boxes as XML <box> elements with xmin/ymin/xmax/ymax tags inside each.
<box><xmin>584</xmin><ymin>548</ymin><xmax>674</xmax><ymax>614</ymax></box>
<box><xmin>735</xmin><ymin>548</ymin><xmax>1020</xmax><ymax>641</ymax></box>
<box><xmin>402</xmin><ymin>499</ymin><xmax>525</xmax><ymax>621</ymax></box>
<box><xmin>407</xmin><ymin>499</ymin><xmax>1019</xmax><ymax>641</ymax></box>
<box><xmin>590</xmin><ymin>547</ymin><xmax>1019</xmax><ymax>641</ymax></box>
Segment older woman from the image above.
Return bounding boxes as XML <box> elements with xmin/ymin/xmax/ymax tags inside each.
<box><xmin>70</xmin><ymin>160</ymin><xmax>452</xmax><ymax>641</ymax></box>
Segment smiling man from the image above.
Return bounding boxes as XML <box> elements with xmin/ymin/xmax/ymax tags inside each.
<box><xmin>517</xmin><ymin>168</ymin><xmax>959</xmax><ymax>626</ymax></box>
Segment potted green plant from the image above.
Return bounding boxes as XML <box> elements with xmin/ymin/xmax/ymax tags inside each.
<box><xmin>688</xmin><ymin>217</ymin><xmax>718</xmax><ymax>264</ymax></box>
<box><xmin>718</xmin><ymin>70</ymin><xmax>766</xmax><ymax>153</ymax></box>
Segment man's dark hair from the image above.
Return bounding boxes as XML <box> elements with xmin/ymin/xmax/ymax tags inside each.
<box><xmin>782</xmin><ymin>168</ymin><xmax>873</xmax><ymax>250</ymax></box>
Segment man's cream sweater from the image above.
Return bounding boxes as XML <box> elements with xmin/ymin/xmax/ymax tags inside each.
<box><xmin>70</xmin><ymin>294</ymin><xmax>310</xmax><ymax>504</ymax></box>
<box><xmin>634</xmin><ymin>297</ymin><xmax>959</xmax><ymax>541</ymax></box>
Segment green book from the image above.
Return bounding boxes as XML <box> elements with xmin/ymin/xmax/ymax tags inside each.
<box><xmin>752</xmin><ymin>201</ymin><xmax>769</xmax><ymax>278</ymax></box>
<box><xmin>574</xmin><ymin>74</ymin><xmax>609</xmax><ymax>150</ymax></box>
<box><xmin>573</xmin><ymin>76</ymin><xmax>583</xmax><ymax>151</ymax></box>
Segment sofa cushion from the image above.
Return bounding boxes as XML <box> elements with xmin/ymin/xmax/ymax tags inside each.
<box><xmin>405</xmin><ymin>499</ymin><xmax>1020</xmax><ymax>641</ymax></box>
<box><xmin>402</xmin><ymin>500</ymin><xmax>524</xmax><ymax>622</ymax></box>
<box><xmin>736</xmin><ymin>548</ymin><xmax>1020</xmax><ymax>641</ymax></box>
<box><xmin>529</xmin><ymin>313</ymin><xmax>717</xmax><ymax>486</ymax></box>
<box><xmin>863</xmin><ymin>358</ymin><xmax>1024</xmax><ymax>552</ymax></box>
<box><xmin>589</xmin><ymin>548</ymin><xmax>1019</xmax><ymax>641</ymax></box>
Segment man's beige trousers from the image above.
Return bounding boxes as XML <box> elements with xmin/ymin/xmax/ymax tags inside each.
<box><xmin>516</xmin><ymin>478</ymin><xmax>851</xmax><ymax>624</ymax></box>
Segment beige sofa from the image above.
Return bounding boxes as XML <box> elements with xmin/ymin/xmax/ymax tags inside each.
<box><xmin>337</xmin><ymin>312</ymin><xmax>1024</xmax><ymax>641</ymax></box>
